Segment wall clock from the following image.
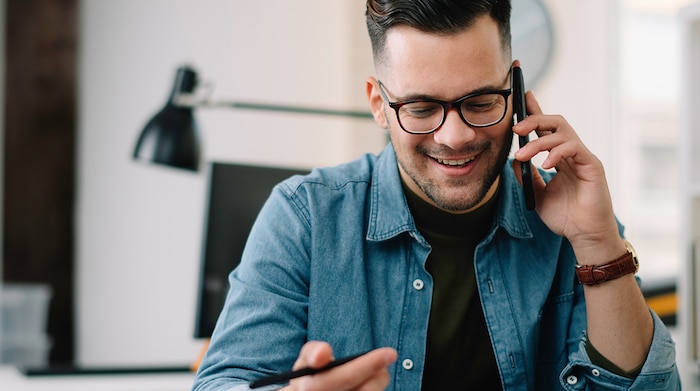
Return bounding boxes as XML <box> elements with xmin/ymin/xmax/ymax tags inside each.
<box><xmin>511</xmin><ymin>0</ymin><xmax>556</xmax><ymax>89</ymax></box>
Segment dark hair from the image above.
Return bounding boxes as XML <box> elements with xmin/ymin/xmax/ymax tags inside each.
<box><xmin>366</xmin><ymin>0</ymin><xmax>511</xmax><ymax>65</ymax></box>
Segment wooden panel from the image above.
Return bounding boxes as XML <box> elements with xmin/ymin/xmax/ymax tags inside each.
<box><xmin>3</xmin><ymin>0</ymin><xmax>77</xmax><ymax>364</ymax></box>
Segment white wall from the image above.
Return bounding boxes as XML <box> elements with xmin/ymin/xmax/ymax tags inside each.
<box><xmin>533</xmin><ymin>1</ymin><xmax>617</xmax><ymax>174</ymax></box>
<box><xmin>77</xmin><ymin>0</ymin><xmax>382</xmax><ymax>367</ymax></box>
<box><xmin>77</xmin><ymin>0</ymin><xmax>621</xmax><ymax>367</ymax></box>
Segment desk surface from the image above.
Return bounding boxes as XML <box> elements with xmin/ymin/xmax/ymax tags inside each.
<box><xmin>0</xmin><ymin>366</ymin><xmax>195</xmax><ymax>391</ymax></box>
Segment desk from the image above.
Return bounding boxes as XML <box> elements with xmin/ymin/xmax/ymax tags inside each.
<box><xmin>0</xmin><ymin>366</ymin><xmax>195</xmax><ymax>391</ymax></box>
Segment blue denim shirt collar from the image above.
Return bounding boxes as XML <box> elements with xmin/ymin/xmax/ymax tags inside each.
<box><xmin>366</xmin><ymin>143</ymin><xmax>533</xmax><ymax>243</ymax></box>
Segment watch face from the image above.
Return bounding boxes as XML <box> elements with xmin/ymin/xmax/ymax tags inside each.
<box><xmin>511</xmin><ymin>0</ymin><xmax>555</xmax><ymax>89</ymax></box>
<box><xmin>623</xmin><ymin>239</ymin><xmax>639</xmax><ymax>271</ymax></box>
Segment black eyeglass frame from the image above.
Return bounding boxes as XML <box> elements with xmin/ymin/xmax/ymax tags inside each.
<box><xmin>377</xmin><ymin>80</ymin><xmax>512</xmax><ymax>135</ymax></box>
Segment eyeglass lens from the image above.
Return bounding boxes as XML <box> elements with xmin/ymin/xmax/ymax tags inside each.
<box><xmin>397</xmin><ymin>93</ymin><xmax>507</xmax><ymax>133</ymax></box>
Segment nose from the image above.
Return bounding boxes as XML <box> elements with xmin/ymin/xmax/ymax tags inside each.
<box><xmin>431</xmin><ymin>108</ymin><xmax>476</xmax><ymax>149</ymax></box>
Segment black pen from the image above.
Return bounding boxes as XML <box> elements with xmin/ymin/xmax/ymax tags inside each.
<box><xmin>249</xmin><ymin>351</ymin><xmax>369</xmax><ymax>389</ymax></box>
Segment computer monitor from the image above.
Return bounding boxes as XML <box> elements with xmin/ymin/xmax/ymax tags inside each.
<box><xmin>194</xmin><ymin>161</ymin><xmax>309</xmax><ymax>339</ymax></box>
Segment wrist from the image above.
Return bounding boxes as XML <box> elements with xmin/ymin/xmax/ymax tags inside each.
<box><xmin>575</xmin><ymin>239</ymin><xmax>639</xmax><ymax>285</ymax></box>
<box><xmin>570</xmin><ymin>234</ymin><xmax>627</xmax><ymax>267</ymax></box>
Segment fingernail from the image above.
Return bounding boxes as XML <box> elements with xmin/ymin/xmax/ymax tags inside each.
<box><xmin>384</xmin><ymin>349</ymin><xmax>398</xmax><ymax>365</ymax></box>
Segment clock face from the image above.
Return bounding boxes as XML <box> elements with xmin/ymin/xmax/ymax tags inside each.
<box><xmin>511</xmin><ymin>0</ymin><xmax>555</xmax><ymax>89</ymax></box>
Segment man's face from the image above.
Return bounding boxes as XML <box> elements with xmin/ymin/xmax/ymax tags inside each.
<box><xmin>368</xmin><ymin>15</ymin><xmax>513</xmax><ymax>213</ymax></box>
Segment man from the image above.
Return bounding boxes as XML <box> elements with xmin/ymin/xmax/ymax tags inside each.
<box><xmin>193</xmin><ymin>1</ymin><xmax>679</xmax><ymax>390</ymax></box>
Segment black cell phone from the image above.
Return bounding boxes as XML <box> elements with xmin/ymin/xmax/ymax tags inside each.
<box><xmin>512</xmin><ymin>66</ymin><xmax>535</xmax><ymax>210</ymax></box>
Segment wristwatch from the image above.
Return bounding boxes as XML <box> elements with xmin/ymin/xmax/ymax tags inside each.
<box><xmin>575</xmin><ymin>240</ymin><xmax>639</xmax><ymax>285</ymax></box>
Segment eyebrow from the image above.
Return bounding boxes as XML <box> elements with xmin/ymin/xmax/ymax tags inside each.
<box><xmin>390</xmin><ymin>69</ymin><xmax>512</xmax><ymax>102</ymax></box>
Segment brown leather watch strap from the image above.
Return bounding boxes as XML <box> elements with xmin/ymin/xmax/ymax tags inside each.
<box><xmin>575</xmin><ymin>249</ymin><xmax>639</xmax><ymax>285</ymax></box>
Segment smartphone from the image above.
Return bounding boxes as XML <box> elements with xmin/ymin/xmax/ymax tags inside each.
<box><xmin>512</xmin><ymin>66</ymin><xmax>535</xmax><ymax>210</ymax></box>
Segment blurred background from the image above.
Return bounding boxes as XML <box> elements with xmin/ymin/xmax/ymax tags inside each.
<box><xmin>0</xmin><ymin>0</ymin><xmax>697</xmax><ymax>388</ymax></box>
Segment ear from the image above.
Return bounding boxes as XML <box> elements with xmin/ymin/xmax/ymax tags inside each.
<box><xmin>366</xmin><ymin>77</ymin><xmax>389</xmax><ymax>129</ymax></box>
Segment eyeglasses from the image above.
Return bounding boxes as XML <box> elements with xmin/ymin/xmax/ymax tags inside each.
<box><xmin>377</xmin><ymin>80</ymin><xmax>512</xmax><ymax>134</ymax></box>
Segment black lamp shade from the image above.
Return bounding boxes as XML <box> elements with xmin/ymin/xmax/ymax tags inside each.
<box><xmin>133</xmin><ymin>66</ymin><xmax>201</xmax><ymax>171</ymax></box>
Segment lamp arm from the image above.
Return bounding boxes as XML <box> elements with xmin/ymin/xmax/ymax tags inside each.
<box><xmin>174</xmin><ymin>93</ymin><xmax>373</xmax><ymax>120</ymax></box>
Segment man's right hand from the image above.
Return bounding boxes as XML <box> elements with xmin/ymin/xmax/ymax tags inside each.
<box><xmin>281</xmin><ymin>341</ymin><xmax>397</xmax><ymax>391</ymax></box>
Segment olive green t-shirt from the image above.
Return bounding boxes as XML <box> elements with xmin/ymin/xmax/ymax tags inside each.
<box><xmin>402</xmin><ymin>182</ymin><xmax>502</xmax><ymax>390</ymax></box>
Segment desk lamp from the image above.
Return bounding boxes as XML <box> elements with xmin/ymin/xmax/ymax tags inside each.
<box><xmin>132</xmin><ymin>65</ymin><xmax>373</xmax><ymax>172</ymax></box>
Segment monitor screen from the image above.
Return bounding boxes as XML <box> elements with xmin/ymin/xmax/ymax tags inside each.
<box><xmin>194</xmin><ymin>161</ymin><xmax>309</xmax><ymax>339</ymax></box>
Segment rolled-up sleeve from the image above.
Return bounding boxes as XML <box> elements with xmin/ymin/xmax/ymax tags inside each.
<box><xmin>560</xmin><ymin>311</ymin><xmax>680</xmax><ymax>390</ymax></box>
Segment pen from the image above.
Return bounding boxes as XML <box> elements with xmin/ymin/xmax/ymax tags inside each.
<box><xmin>249</xmin><ymin>351</ymin><xmax>369</xmax><ymax>389</ymax></box>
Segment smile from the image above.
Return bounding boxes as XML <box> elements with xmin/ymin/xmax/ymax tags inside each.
<box><xmin>435</xmin><ymin>156</ymin><xmax>476</xmax><ymax>166</ymax></box>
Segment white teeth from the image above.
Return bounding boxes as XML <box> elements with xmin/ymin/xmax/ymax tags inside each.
<box><xmin>437</xmin><ymin>157</ymin><xmax>475</xmax><ymax>166</ymax></box>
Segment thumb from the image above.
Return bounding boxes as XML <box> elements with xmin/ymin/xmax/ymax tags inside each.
<box><xmin>511</xmin><ymin>160</ymin><xmax>546</xmax><ymax>203</ymax></box>
<box><xmin>293</xmin><ymin>341</ymin><xmax>334</xmax><ymax>370</ymax></box>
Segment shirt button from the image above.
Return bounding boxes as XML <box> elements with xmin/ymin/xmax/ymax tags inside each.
<box><xmin>412</xmin><ymin>279</ymin><xmax>424</xmax><ymax>290</ymax></box>
<box><xmin>566</xmin><ymin>375</ymin><xmax>578</xmax><ymax>385</ymax></box>
<box><xmin>591</xmin><ymin>368</ymin><xmax>600</xmax><ymax>377</ymax></box>
<box><xmin>402</xmin><ymin>359</ymin><xmax>414</xmax><ymax>370</ymax></box>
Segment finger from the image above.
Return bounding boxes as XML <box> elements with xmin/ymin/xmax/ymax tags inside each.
<box><xmin>511</xmin><ymin>160</ymin><xmax>546</xmax><ymax>203</ymax></box>
<box><xmin>293</xmin><ymin>341</ymin><xmax>334</xmax><ymax>371</ymax></box>
<box><xmin>513</xmin><ymin>130</ymin><xmax>565</xmax><ymax>160</ymax></box>
<box><xmin>525</xmin><ymin>90</ymin><xmax>543</xmax><ymax>116</ymax></box>
<box><xmin>523</xmin><ymin>130</ymin><xmax>595</xmax><ymax>171</ymax></box>
<box><xmin>515</xmin><ymin>136</ymin><xmax>573</xmax><ymax>171</ymax></box>
<box><xmin>513</xmin><ymin>114</ymin><xmax>569</xmax><ymax>139</ymax></box>
<box><xmin>324</xmin><ymin>348</ymin><xmax>396</xmax><ymax>388</ymax></box>
<box><xmin>294</xmin><ymin>347</ymin><xmax>397</xmax><ymax>391</ymax></box>
<box><xmin>541</xmin><ymin>142</ymin><xmax>581</xmax><ymax>170</ymax></box>
<box><xmin>510</xmin><ymin>92</ymin><xmax>544</xmax><ymax>142</ymax></box>
<box><xmin>353</xmin><ymin>367</ymin><xmax>392</xmax><ymax>391</ymax></box>
<box><xmin>512</xmin><ymin>159</ymin><xmax>542</xmax><ymax>186</ymax></box>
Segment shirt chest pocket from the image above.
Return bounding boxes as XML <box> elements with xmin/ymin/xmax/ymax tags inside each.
<box><xmin>536</xmin><ymin>290</ymin><xmax>577</xmax><ymax>364</ymax></box>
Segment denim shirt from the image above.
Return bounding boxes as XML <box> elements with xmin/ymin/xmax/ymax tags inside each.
<box><xmin>193</xmin><ymin>144</ymin><xmax>679</xmax><ymax>391</ymax></box>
